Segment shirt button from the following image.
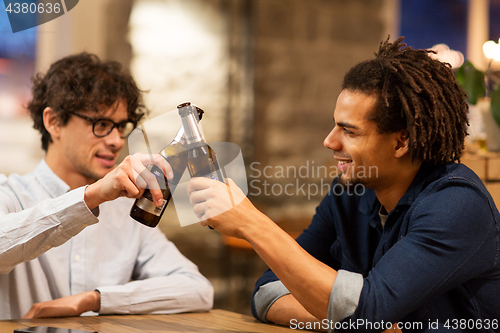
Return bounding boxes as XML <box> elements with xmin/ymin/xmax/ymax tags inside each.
<box><xmin>74</xmin><ymin>255</ymin><xmax>81</xmax><ymax>262</ymax></box>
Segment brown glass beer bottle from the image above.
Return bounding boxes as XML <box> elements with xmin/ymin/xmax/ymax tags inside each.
<box><xmin>178</xmin><ymin>103</ymin><xmax>225</xmax><ymax>182</ymax></box>
<box><xmin>130</xmin><ymin>103</ymin><xmax>203</xmax><ymax>227</ymax></box>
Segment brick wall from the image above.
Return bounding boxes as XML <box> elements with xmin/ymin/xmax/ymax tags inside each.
<box><xmin>250</xmin><ymin>0</ymin><xmax>394</xmax><ymax>228</ymax></box>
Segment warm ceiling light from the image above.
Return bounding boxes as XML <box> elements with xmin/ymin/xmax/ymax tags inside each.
<box><xmin>430</xmin><ymin>44</ymin><xmax>464</xmax><ymax>68</ymax></box>
<box><xmin>483</xmin><ymin>39</ymin><xmax>500</xmax><ymax>61</ymax></box>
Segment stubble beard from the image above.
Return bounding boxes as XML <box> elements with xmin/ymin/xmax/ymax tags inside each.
<box><xmin>337</xmin><ymin>163</ymin><xmax>367</xmax><ymax>188</ymax></box>
<box><xmin>71</xmin><ymin>156</ymin><xmax>108</xmax><ymax>183</ymax></box>
<box><xmin>337</xmin><ymin>173</ymin><xmax>365</xmax><ymax>186</ymax></box>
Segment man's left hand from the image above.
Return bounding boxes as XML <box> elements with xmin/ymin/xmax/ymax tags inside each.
<box><xmin>22</xmin><ymin>291</ymin><xmax>100</xmax><ymax>318</ymax></box>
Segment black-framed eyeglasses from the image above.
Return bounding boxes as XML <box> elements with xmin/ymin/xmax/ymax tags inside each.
<box><xmin>69</xmin><ymin>111</ymin><xmax>136</xmax><ymax>138</ymax></box>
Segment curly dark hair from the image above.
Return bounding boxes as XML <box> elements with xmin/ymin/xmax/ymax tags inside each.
<box><xmin>342</xmin><ymin>36</ymin><xmax>469</xmax><ymax>163</ymax></box>
<box><xmin>28</xmin><ymin>52</ymin><xmax>147</xmax><ymax>151</ymax></box>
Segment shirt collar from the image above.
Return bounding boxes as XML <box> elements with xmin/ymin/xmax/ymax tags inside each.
<box><xmin>358</xmin><ymin>162</ymin><xmax>442</xmax><ymax>215</ymax></box>
<box><xmin>393</xmin><ymin>162</ymin><xmax>441</xmax><ymax>208</ymax></box>
<box><xmin>34</xmin><ymin>159</ymin><xmax>71</xmax><ymax>198</ymax></box>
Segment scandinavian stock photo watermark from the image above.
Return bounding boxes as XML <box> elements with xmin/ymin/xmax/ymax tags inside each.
<box><xmin>289</xmin><ymin>318</ymin><xmax>499</xmax><ymax>331</ymax></box>
<box><xmin>248</xmin><ymin>161</ymin><xmax>378</xmax><ymax>200</ymax></box>
<box><xmin>128</xmin><ymin>106</ymin><xmax>379</xmax><ymax>227</ymax></box>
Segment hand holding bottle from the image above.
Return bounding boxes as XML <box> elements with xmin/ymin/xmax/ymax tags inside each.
<box><xmin>85</xmin><ymin>153</ymin><xmax>172</xmax><ymax>211</ymax></box>
<box><xmin>130</xmin><ymin>102</ymin><xmax>204</xmax><ymax>227</ymax></box>
<box><xmin>187</xmin><ymin>177</ymin><xmax>259</xmax><ymax>238</ymax></box>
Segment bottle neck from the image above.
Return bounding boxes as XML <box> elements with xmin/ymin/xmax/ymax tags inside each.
<box><xmin>179</xmin><ymin>109</ymin><xmax>206</xmax><ymax>146</ymax></box>
<box><xmin>172</xmin><ymin>126</ymin><xmax>186</xmax><ymax>144</ymax></box>
<box><xmin>169</xmin><ymin>107</ymin><xmax>203</xmax><ymax>146</ymax></box>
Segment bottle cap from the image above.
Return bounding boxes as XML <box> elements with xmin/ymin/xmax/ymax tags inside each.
<box><xmin>195</xmin><ymin>106</ymin><xmax>204</xmax><ymax>120</ymax></box>
<box><xmin>178</xmin><ymin>103</ymin><xmax>196</xmax><ymax>117</ymax></box>
<box><xmin>177</xmin><ymin>102</ymin><xmax>191</xmax><ymax>108</ymax></box>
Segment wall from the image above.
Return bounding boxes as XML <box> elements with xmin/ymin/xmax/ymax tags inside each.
<box><xmin>250</xmin><ymin>0</ymin><xmax>397</xmax><ymax>230</ymax></box>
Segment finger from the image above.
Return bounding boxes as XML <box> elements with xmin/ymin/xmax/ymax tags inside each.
<box><xmin>130</xmin><ymin>156</ymin><xmax>158</xmax><ymax>189</ymax></box>
<box><xmin>131</xmin><ymin>164</ymin><xmax>163</xmax><ymax>203</ymax></box>
<box><xmin>22</xmin><ymin>309</ymin><xmax>34</xmax><ymax>319</ymax></box>
<box><xmin>120</xmin><ymin>179</ymin><xmax>143</xmax><ymax>198</ymax></box>
<box><xmin>192</xmin><ymin>202</ymin><xmax>207</xmax><ymax>220</ymax></box>
<box><xmin>188</xmin><ymin>187</ymin><xmax>209</xmax><ymax>206</ymax></box>
<box><xmin>226</xmin><ymin>178</ymin><xmax>246</xmax><ymax>206</ymax></box>
<box><xmin>187</xmin><ymin>177</ymin><xmax>217</xmax><ymax>196</ymax></box>
<box><xmin>226</xmin><ymin>183</ymin><xmax>235</xmax><ymax>208</ymax></box>
<box><xmin>130</xmin><ymin>158</ymin><xmax>166</xmax><ymax>206</ymax></box>
<box><xmin>133</xmin><ymin>153</ymin><xmax>173</xmax><ymax>180</ymax></box>
<box><xmin>157</xmin><ymin>157</ymin><xmax>174</xmax><ymax>180</ymax></box>
<box><xmin>131</xmin><ymin>167</ymin><xmax>148</xmax><ymax>189</ymax></box>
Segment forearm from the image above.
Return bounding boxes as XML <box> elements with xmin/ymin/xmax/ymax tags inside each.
<box><xmin>0</xmin><ymin>187</ymin><xmax>98</xmax><ymax>274</ymax></box>
<box><xmin>264</xmin><ymin>294</ymin><xmax>400</xmax><ymax>333</ymax></box>
<box><xmin>188</xmin><ymin>178</ymin><xmax>336</xmax><ymax>319</ymax></box>
<box><xmin>243</xmin><ymin>214</ymin><xmax>336</xmax><ymax>320</ymax></box>
<box><xmin>97</xmin><ymin>274</ymin><xmax>213</xmax><ymax>314</ymax></box>
<box><xmin>267</xmin><ymin>294</ymin><xmax>326</xmax><ymax>332</ymax></box>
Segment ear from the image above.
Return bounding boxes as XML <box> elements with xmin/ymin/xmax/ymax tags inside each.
<box><xmin>43</xmin><ymin>107</ymin><xmax>62</xmax><ymax>140</ymax></box>
<box><xmin>394</xmin><ymin>130</ymin><xmax>409</xmax><ymax>158</ymax></box>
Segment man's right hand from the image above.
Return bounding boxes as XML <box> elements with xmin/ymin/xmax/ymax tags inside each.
<box><xmin>84</xmin><ymin>153</ymin><xmax>172</xmax><ymax>210</ymax></box>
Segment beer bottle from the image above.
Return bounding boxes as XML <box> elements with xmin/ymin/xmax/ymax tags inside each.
<box><xmin>130</xmin><ymin>103</ymin><xmax>203</xmax><ymax>227</ymax></box>
<box><xmin>178</xmin><ymin>104</ymin><xmax>225</xmax><ymax>182</ymax></box>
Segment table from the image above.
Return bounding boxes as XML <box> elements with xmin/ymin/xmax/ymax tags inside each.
<box><xmin>0</xmin><ymin>309</ymin><xmax>314</xmax><ymax>333</ymax></box>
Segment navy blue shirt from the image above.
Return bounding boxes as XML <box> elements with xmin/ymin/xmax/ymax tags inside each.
<box><xmin>252</xmin><ymin>163</ymin><xmax>500</xmax><ymax>332</ymax></box>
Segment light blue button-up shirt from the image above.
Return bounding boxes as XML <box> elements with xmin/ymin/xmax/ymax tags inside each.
<box><xmin>0</xmin><ymin>160</ymin><xmax>213</xmax><ymax>319</ymax></box>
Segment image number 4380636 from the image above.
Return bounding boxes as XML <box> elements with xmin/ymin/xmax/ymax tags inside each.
<box><xmin>4</xmin><ymin>0</ymin><xmax>80</xmax><ymax>33</ymax></box>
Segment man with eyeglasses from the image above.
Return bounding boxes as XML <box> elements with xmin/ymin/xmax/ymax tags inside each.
<box><xmin>0</xmin><ymin>53</ymin><xmax>213</xmax><ymax>319</ymax></box>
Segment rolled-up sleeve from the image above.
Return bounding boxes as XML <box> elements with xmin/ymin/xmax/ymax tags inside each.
<box><xmin>328</xmin><ymin>270</ymin><xmax>364</xmax><ymax>326</ymax></box>
<box><xmin>253</xmin><ymin>280</ymin><xmax>291</xmax><ymax>322</ymax></box>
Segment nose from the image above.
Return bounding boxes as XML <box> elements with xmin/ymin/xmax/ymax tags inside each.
<box><xmin>324</xmin><ymin>127</ymin><xmax>342</xmax><ymax>151</ymax></box>
<box><xmin>104</xmin><ymin>126</ymin><xmax>125</xmax><ymax>149</ymax></box>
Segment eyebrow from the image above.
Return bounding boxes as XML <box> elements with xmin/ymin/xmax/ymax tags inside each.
<box><xmin>93</xmin><ymin>114</ymin><xmax>131</xmax><ymax>123</ymax></box>
<box><xmin>335</xmin><ymin>121</ymin><xmax>359</xmax><ymax>130</ymax></box>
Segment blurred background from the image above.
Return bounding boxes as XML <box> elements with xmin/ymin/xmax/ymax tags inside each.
<box><xmin>1</xmin><ymin>0</ymin><xmax>500</xmax><ymax>315</ymax></box>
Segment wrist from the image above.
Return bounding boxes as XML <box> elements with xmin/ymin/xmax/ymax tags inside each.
<box><xmin>82</xmin><ymin>290</ymin><xmax>100</xmax><ymax>313</ymax></box>
<box><xmin>92</xmin><ymin>290</ymin><xmax>101</xmax><ymax>312</ymax></box>
<box><xmin>84</xmin><ymin>182</ymin><xmax>105</xmax><ymax>210</ymax></box>
<box><xmin>241</xmin><ymin>211</ymin><xmax>278</xmax><ymax>244</ymax></box>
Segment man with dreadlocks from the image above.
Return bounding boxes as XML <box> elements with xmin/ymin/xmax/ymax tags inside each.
<box><xmin>187</xmin><ymin>37</ymin><xmax>500</xmax><ymax>331</ymax></box>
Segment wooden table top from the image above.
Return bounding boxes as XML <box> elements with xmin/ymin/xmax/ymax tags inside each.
<box><xmin>0</xmin><ymin>309</ymin><xmax>314</xmax><ymax>333</ymax></box>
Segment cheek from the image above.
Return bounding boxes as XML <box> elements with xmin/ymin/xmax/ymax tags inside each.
<box><xmin>353</xmin><ymin>140</ymin><xmax>384</xmax><ymax>166</ymax></box>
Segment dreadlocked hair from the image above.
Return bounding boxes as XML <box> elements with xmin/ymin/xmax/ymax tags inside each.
<box><xmin>342</xmin><ymin>36</ymin><xmax>469</xmax><ymax>163</ymax></box>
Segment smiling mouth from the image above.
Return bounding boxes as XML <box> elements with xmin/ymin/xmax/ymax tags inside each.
<box><xmin>335</xmin><ymin>155</ymin><xmax>353</xmax><ymax>163</ymax></box>
<box><xmin>96</xmin><ymin>154</ymin><xmax>115</xmax><ymax>161</ymax></box>
<box><xmin>95</xmin><ymin>153</ymin><xmax>117</xmax><ymax>167</ymax></box>
<box><xmin>335</xmin><ymin>157</ymin><xmax>353</xmax><ymax>174</ymax></box>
